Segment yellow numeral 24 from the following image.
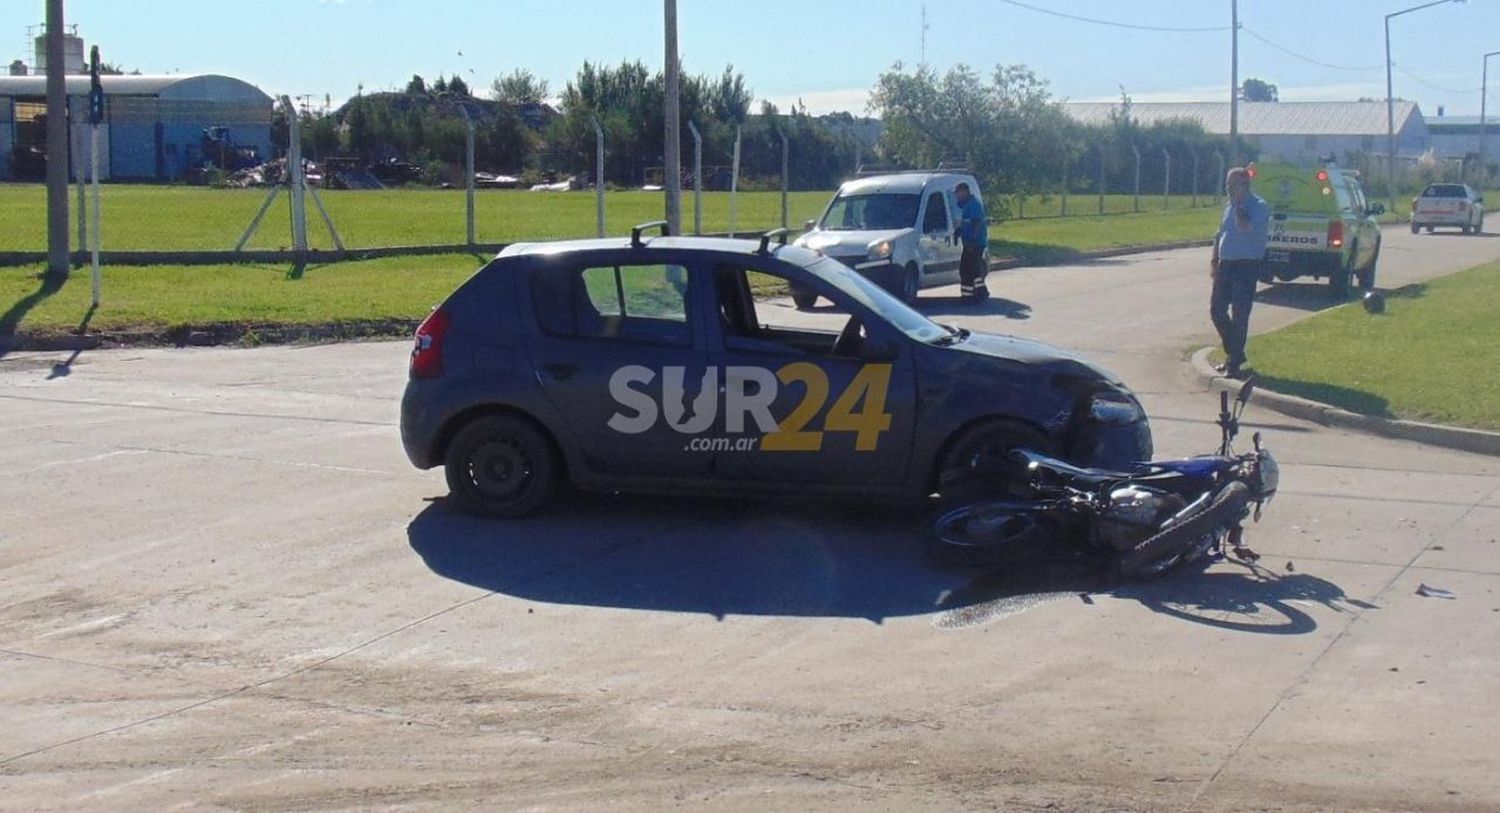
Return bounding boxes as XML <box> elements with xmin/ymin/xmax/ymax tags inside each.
<box><xmin>761</xmin><ymin>363</ymin><xmax>893</xmax><ymax>453</ymax></box>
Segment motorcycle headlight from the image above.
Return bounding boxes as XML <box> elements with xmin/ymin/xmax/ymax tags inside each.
<box><xmin>868</xmin><ymin>240</ymin><xmax>893</xmax><ymax>260</ymax></box>
<box><xmin>1256</xmin><ymin>449</ymin><xmax>1279</xmax><ymax>502</ymax></box>
<box><xmin>1088</xmin><ymin>393</ymin><xmax>1145</xmax><ymax>424</ymax></box>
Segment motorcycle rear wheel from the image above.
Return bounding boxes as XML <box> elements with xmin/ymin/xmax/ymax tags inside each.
<box><xmin>1119</xmin><ymin>481</ymin><xmax>1250</xmax><ymax>579</ymax></box>
<box><xmin>930</xmin><ymin>501</ymin><xmax>1059</xmax><ymax>568</ymax></box>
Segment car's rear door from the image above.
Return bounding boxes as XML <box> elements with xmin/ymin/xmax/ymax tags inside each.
<box><xmin>524</xmin><ymin>254</ymin><xmax>715</xmax><ymax>478</ymax></box>
<box><xmin>703</xmin><ymin>258</ymin><xmax>918</xmax><ymax>486</ymax></box>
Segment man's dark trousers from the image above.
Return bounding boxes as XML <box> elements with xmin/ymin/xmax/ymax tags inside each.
<box><xmin>1210</xmin><ymin>260</ymin><xmax>1260</xmax><ymax>370</ymax></box>
<box><xmin>959</xmin><ymin>245</ymin><xmax>986</xmax><ymax>291</ymax></box>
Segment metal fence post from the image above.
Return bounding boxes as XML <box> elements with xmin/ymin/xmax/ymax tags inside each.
<box><xmin>591</xmin><ymin>115</ymin><xmax>605</xmax><ymax>238</ymax></box>
<box><xmin>1215</xmin><ymin>151</ymin><xmax>1226</xmax><ymax>198</ymax></box>
<box><xmin>1192</xmin><ymin>150</ymin><xmax>1201</xmax><ymax>208</ymax></box>
<box><xmin>459</xmin><ymin>105</ymin><xmax>476</xmax><ymax>246</ymax></box>
<box><xmin>688</xmin><ymin>120</ymin><xmax>703</xmax><ymax>235</ymax></box>
<box><xmin>1061</xmin><ymin>158</ymin><xmax>1069</xmax><ymax>217</ymax></box>
<box><xmin>281</xmin><ymin>96</ymin><xmax>308</xmax><ymax>254</ymax></box>
<box><xmin>1097</xmin><ymin>144</ymin><xmax>1106</xmax><ymax>215</ymax></box>
<box><xmin>1162</xmin><ymin>146</ymin><xmax>1171</xmax><ymax>210</ymax></box>
<box><xmin>1132</xmin><ymin>143</ymin><xmax>1142</xmax><ymax>213</ymax></box>
<box><xmin>729</xmin><ymin>125</ymin><xmax>741</xmax><ymax>237</ymax></box>
<box><xmin>779</xmin><ymin>128</ymin><xmax>789</xmax><ymax>230</ymax></box>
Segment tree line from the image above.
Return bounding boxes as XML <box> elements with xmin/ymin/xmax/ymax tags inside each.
<box><xmin>274</xmin><ymin>61</ymin><xmax>1250</xmax><ymax>197</ymax></box>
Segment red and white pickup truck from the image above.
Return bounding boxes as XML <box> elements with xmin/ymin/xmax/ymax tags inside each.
<box><xmin>1411</xmin><ymin>183</ymin><xmax>1484</xmax><ymax>235</ymax></box>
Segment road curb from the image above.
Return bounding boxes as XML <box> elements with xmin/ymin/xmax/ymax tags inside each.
<box><xmin>1189</xmin><ymin>347</ymin><xmax>1500</xmax><ymax>457</ymax></box>
<box><xmin>1</xmin><ymin>319</ymin><xmax>419</xmax><ymax>353</ymax></box>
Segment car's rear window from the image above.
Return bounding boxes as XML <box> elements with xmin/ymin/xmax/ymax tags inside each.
<box><xmin>531</xmin><ymin>263</ymin><xmax>691</xmax><ymax>346</ymax></box>
<box><xmin>1423</xmin><ymin>185</ymin><xmax>1468</xmax><ymax>198</ymax></box>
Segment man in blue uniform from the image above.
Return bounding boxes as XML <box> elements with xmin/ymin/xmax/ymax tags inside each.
<box><xmin>954</xmin><ymin>182</ymin><xmax>989</xmax><ymax>300</ymax></box>
<box><xmin>1210</xmin><ymin>167</ymin><xmax>1271</xmax><ymax>379</ymax></box>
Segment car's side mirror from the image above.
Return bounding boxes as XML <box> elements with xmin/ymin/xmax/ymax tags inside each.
<box><xmin>1368</xmin><ymin>203</ymin><xmax>1386</xmax><ymax>216</ymax></box>
<box><xmin>1478</xmin><ymin>196</ymin><xmax>1485</xmax><ymax>203</ymax></box>
<box><xmin>804</xmin><ymin>219</ymin><xmax>817</xmax><ymax>231</ymax></box>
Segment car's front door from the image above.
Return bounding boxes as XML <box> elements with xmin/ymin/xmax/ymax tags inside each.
<box><xmin>704</xmin><ymin>260</ymin><xmax>918</xmax><ymax>486</ymax></box>
<box><xmin>525</xmin><ymin>256</ymin><xmax>715</xmax><ymax>478</ymax></box>
<box><xmin>917</xmin><ymin>189</ymin><xmax>958</xmax><ymax>283</ymax></box>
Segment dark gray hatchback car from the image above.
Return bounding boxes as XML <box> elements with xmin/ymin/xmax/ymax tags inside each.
<box><xmin>401</xmin><ymin>225</ymin><xmax>1152</xmax><ymax>517</ymax></box>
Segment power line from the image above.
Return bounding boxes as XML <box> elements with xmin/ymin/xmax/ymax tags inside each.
<box><xmin>1240</xmin><ymin>27</ymin><xmax>1384</xmax><ymax>72</ymax></box>
<box><xmin>992</xmin><ymin>0</ymin><xmax>1231</xmax><ymax>33</ymax></box>
<box><xmin>1394</xmin><ymin>62</ymin><xmax>1478</xmax><ymax>95</ymax></box>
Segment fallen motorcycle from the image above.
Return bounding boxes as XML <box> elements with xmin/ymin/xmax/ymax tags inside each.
<box><xmin>932</xmin><ymin>379</ymin><xmax>1279</xmax><ymax>578</ymax></box>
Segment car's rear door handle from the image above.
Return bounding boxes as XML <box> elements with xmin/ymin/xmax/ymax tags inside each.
<box><xmin>541</xmin><ymin>363</ymin><xmax>578</xmax><ymax>381</ymax></box>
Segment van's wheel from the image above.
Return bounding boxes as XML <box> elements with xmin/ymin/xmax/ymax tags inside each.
<box><xmin>1426</xmin><ymin>226</ymin><xmax>1435</xmax><ymax>234</ymax></box>
<box><xmin>791</xmin><ymin>291</ymin><xmax>818</xmax><ymax>310</ymax></box>
<box><xmin>901</xmin><ymin>263</ymin><xmax>920</xmax><ymax>304</ymax></box>
<box><xmin>444</xmin><ymin>415</ymin><xmax>560</xmax><ymax>518</ymax></box>
<box><xmin>1477</xmin><ymin>214</ymin><xmax>1486</xmax><ymax>235</ymax></box>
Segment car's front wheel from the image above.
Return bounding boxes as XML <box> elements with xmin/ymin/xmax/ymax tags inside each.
<box><xmin>444</xmin><ymin>414</ymin><xmax>561</xmax><ymax>518</ymax></box>
<box><xmin>936</xmin><ymin>419</ymin><xmax>1050</xmax><ymax>497</ymax></box>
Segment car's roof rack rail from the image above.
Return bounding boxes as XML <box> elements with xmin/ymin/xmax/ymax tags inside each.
<box><xmin>757</xmin><ymin>228</ymin><xmax>789</xmax><ymax>254</ymax></box>
<box><xmin>630</xmin><ymin>220</ymin><xmax>670</xmax><ymax>247</ymax></box>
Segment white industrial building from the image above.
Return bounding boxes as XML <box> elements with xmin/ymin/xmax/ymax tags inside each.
<box><xmin>1061</xmin><ymin>101</ymin><xmax>1431</xmax><ymax>164</ymax></box>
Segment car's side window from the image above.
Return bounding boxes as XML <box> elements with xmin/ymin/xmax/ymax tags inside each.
<box><xmin>531</xmin><ymin>263</ymin><xmax>691</xmax><ymax>346</ymax></box>
<box><xmin>922</xmin><ymin>191</ymin><xmax>948</xmax><ymax>233</ymax></box>
<box><xmin>714</xmin><ymin>264</ymin><xmax>862</xmax><ymax>358</ymax></box>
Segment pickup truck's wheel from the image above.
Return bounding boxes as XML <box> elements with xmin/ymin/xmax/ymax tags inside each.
<box><xmin>444</xmin><ymin>415</ymin><xmax>560</xmax><ymax>518</ymax></box>
<box><xmin>1357</xmin><ymin>239</ymin><xmax>1381</xmax><ymax>291</ymax></box>
<box><xmin>1426</xmin><ymin>226</ymin><xmax>1435</xmax><ymax>234</ymax></box>
<box><xmin>1410</xmin><ymin>221</ymin><xmax>1419</xmax><ymax>234</ymax></box>
<box><xmin>791</xmin><ymin>291</ymin><xmax>818</xmax><ymax>310</ymax></box>
<box><xmin>901</xmin><ymin>262</ymin><xmax>920</xmax><ymax>304</ymax></box>
<box><xmin>1329</xmin><ymin>264</ymin><xmax>1352</xmax><ymax>300</ymax></box>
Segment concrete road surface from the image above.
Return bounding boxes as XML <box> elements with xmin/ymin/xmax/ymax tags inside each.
<box><xmin>3</xmin><ymin>227</ymin><xmax>1499</xmax><ymax>811</ymax></box>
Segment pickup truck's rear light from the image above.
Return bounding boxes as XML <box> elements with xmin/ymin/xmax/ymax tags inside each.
<box><xmin>1328</xmin><ymin>221</ymin><xmax>1344</xmax><ymax>249</ymax></box>
<box><xmin>410</xmin><ymin>308</ymin><xmax>451</xmax><ymax>379</ymax></box>
<box><xmin>1316</xmin><ymin>170</ymin><xmax>1329</xmax><ymax>182</ymax></box>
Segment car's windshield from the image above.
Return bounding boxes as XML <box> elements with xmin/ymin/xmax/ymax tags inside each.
<box><xmin>820</xmin><ymin>192</ymin><xmax>921</xmax><ymax>231</ymax></box>
<box><xmin>801</xmin><ymin>256</ymin><xmax>948</xmax><ymax>343</ymax></box>
<box><xmin>1423</xmin><ymin>185</ymin><xmax>1468</xmax><ymax>198</ymax></box>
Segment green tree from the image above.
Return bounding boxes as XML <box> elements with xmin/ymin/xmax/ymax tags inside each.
<box><xmin>491</xmin><ymin>69</ymin><xmax>551</xmax><ymax>105</ymax></box>
<box><xmin>405</xmin><ymin>75</ymin><xmax>427</xmax><ymax>95</ymax></box>
<box><xmin>1242</xmin><ymin>78</ymin><xmax>1278</xmax><ymax>102</ymax></box>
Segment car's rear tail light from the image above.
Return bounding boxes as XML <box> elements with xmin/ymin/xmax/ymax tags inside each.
<box><xmin>1328</xmin><ymin>221</ymin><xmax>1344</xmax><ymax>249</ymax></box>
<box><xmin>410</xmin><ymin>308</ymin><xmax>451</xmax><ymax>379</ymax></box>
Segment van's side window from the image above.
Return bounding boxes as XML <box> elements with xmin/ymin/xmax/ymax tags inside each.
<box><xmin>922</xmin><ymin>192</ymin><xmax>949</xmax><ymax>234</ymax></box>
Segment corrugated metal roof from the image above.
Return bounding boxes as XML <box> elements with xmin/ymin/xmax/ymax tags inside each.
<box><xmin>0</xmin><ymin>73</ymin><xmax>269</xmax><ymax>101</ymax></box>
<box><xmin>1062</xmin><ymin>101</ymin><xmax>1423</xmax><ymax>136</ymax></box>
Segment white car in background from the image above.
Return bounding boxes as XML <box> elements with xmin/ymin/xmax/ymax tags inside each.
<box><xmin>792</xmin><ymin>171</ymin><xmax>986</xmax><ymax>307</ymax></box>
<box><xmin>1411</xmin><ymin>183</ymin><xmax>1484</xmax><ymax>234</ymax></box>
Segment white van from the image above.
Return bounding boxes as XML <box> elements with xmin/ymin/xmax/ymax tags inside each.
<box><xmin>792</xmin><ymin>171</ymin><xmax>986</xmax><ymax>307</ymax></box>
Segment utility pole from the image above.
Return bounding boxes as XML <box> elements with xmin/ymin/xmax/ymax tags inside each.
<box><xmin>45</xmin><ymin>0</ymin><xmax>70</xmax><ymax>279</ymax></box>
<box><xmin>921</xmin><ymin>4</ymin><xmax>929</xmax><ymax>65</ymax></box>
<box><xmin>663</xmin><ymin>0</ymin><xmax>682</xmax><ymax>235</ymax></box>
<box><xmin>1229</xmin><ymin>0</ymin><xmax>1239</xmax><ymax>169</ymax></box>
<box><xmin>1479</xmin><ymin>50</ymin><xmax>1500</xmax><ymax>190</ymax></box>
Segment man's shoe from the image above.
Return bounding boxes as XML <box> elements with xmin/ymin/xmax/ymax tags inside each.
<box><xmin>973</xmin><ymin>283</ymin><xmax>990</xmax><ymax>301</ymax></box>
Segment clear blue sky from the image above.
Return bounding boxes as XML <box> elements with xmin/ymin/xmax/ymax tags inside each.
<box><xmin>4</xmin><ymin>1</ymin><xmax>1496</xmax><ymax>116</ymax></box>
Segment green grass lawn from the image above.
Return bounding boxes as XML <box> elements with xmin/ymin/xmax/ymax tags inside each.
<box><xmin>994</xmin><ymin>207</ymin><xmax>1220</xmax><ymax>264</ymax></box>
<box><xmin>1</xmin><ymin>255</ymin><xmax>485</xmax><ymax>337</ymax></box>
<box><xmin>1243</xmin><ymin>261</ymin><xmax>1500</xmax><ymax>430</ymax></box>
<box><xmin>0</xmin><ymin>184</ymin><xmax>834</xmax><ymax>252</ymax></box>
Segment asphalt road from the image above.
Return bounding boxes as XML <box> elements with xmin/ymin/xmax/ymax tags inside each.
<box><xmin>3</xmin><ymin>227</ymin><xmax>1499</xmax><ymax>811</ymax></box>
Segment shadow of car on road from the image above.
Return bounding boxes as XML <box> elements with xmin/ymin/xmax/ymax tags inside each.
<box><xmin>915</xmin><ymin>295</ymin><xmax>1033</xmax><ymax>319</ymax></box>
<box><xmin>409</xmin><ymin>496</ymin><xmax>1363</xmax><ymax>632</ymax></box>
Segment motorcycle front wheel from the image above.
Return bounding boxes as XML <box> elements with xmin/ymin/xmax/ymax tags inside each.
<box><xmin>930</xmin><ymin>501</ymin><xmax>1059</xmax><ymax>568</ymax></box>
<box><xmin>1119</xmin><ymin>481</ymin><xmax>1251</xmax><ymax>579</ymax></box>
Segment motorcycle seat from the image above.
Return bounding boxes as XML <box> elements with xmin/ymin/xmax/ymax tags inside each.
<box><xmin>1011</xmin><ymin>449</ymin><xmax>1128</xmax><ymax>485</ymax></box>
